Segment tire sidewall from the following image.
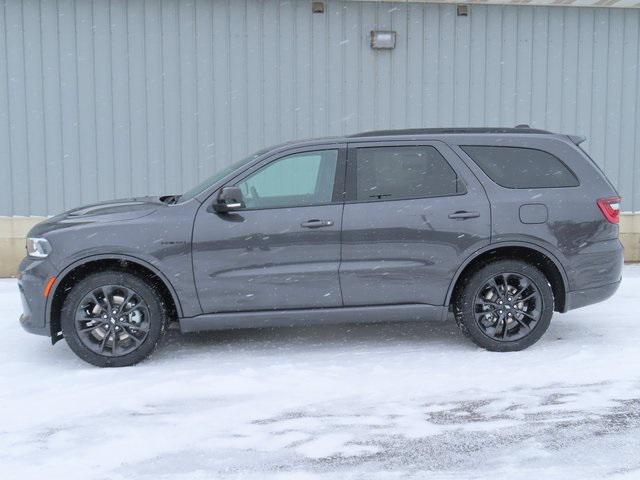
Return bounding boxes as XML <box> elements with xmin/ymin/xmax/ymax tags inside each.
<box><xmin>455</xmin><ymin>260</ymin><xmax>554</xmax><ymax>352</ymax></box>
<box><xmin>61</xmin><ymin>271</ymin><xmax>166</xmax><ymax>367</ymax></box>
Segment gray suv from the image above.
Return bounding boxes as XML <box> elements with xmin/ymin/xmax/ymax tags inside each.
<box><xmin>18</xmin><ymin>127</ymin><xmax>624</xmax><ymax>367</ymax></box>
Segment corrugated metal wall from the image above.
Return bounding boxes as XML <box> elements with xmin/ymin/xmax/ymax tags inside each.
<box><xmin>1</xmin><ymin>0</ymin><xmax>639</xmax><ymax>216</ymax></box>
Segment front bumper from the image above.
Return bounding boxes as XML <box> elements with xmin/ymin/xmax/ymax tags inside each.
<box><xmin>17</xmin><ymin>256</ymin><xmax>56</xmax><ymax>338</ymax></box>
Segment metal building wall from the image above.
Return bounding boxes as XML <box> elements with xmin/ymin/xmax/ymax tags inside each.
<box><xmin>1</xmin><ymin>0</ymin><xmax>639</xmax><ymax>216</ymax></box>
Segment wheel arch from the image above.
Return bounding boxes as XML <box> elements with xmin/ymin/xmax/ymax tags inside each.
<box><xmin>47</xmin><ymin>254</ymin><xmax>183</xmax><ymax>343</ymax></box>
<box><xmin>446</xmin><ymin>242</ymin><xmax>569</xmax><ymax>313</ymax></box>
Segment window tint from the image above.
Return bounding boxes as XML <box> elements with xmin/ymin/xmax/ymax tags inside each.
<box><xmin>236</xmin><ymin>150</ymin><xmax>338</xmax><ymax>209</ymax></box>
<box><xmin>461</xmin><ymin>146</ymin><xmax>579</xmax><ymax>189</ymax></box>
<box><xmin>355</xmin><ymin>146</ymin><xmax>463</xmax><ymax>201</ymax></box>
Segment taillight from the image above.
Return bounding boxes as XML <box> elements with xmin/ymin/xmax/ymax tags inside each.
<box><xmin>597</xmin><ymin>197</ymin><xmax>621</xmax><ymax>224</ymax></box>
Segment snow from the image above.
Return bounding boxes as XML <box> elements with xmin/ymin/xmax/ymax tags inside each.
<box><xmin>1</xmin><ymin>266</ymin><xmax>640</xmax><ymax>480</ymax></box>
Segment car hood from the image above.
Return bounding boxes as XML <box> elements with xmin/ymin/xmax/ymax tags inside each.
<box><xmin>64</xmin><ymin>197</ymin><xmax>163</xmax><ymax>219</ymax></box>
<box><xmin>29</xmin><ymin>197</ymin><xmax>165</xmax><ymax>237</ymax></box>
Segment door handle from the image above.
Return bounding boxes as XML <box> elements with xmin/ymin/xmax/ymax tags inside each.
<box><xmin>448</xmin><ymin>211</ymin><xmax>480</xmax><ymax>220</ymax></box>
<box><xmin>301</xmin><ymin>219</ymin><xmax>334</xmax><ymax>228</ymax></box>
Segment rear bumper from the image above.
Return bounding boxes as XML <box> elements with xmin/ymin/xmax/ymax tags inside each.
<box><xmin>561</xmin><ymin>237</ymin><xmax>623</xmax><ymax>312</ymax></box>
<box><xmin>564</xmin><ymin>279</ymin><xmax>621</xmax><ymax>312</ymax></box>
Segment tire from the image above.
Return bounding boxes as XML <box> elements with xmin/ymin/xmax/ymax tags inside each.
<box><xmin>61</xmin><ymin>271</ymin><xmax>168</xmax><ymax>367</ymax></box>
<box><xmin>453</xmin><ymin>259</ymin><xmax>554</xmax><ymax>352</ymax></box>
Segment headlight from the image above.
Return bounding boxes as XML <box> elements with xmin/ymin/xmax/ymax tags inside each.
<box><xmin>26</xmin><ymin>237</ymin><xmax>52</xmax><ymax>258</ymax></box>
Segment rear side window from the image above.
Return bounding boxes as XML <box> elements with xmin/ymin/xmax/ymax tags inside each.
<box><xmin>461</xmin><ymin>146</ymin><xmax>579</xmax><ymax>189</ymax></box>
<box><xmin>355</xmin><ymin>146</ymin><xmax>464</xmax><ymax>201</ymax></box>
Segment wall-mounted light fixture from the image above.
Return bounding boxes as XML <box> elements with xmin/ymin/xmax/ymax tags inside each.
<box><xmin>457</xmin><ymin>4</ymin><xmax>469</xmax><ymax>16</ymax></box>
<box><xmin>312</xmin><ymin>2</ymin><xmax>325</xmax><ymax>14</ymax></box>
<box><xmin>370</xmin><ymin>30</ymin><xmax>396</xmax><ymax>50</ymax></box>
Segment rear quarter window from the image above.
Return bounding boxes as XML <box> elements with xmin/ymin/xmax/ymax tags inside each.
<box><xmin>461</xmin><ymin>145</ymin><xmax>579</xmax><ymax>189</ymax></box>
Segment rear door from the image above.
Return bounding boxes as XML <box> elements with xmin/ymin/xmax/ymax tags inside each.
<box><xmin>340</xmin><ymin>140</ymin><xmax>491</xmax><ymax>307</ymax></box>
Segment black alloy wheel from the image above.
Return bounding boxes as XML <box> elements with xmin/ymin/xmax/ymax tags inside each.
<box><xmin>454</xmin><ymin>259</ymin><xmax>554</xmax><ymax>352</ymax></box>
<box><xmin>74</xmin><ymin>285</ymin><xmax>151</xmax><ymax>357</ymax></box>
<box><xmin>473</xmin><ymin>272</ymin><xmax>542</xmax><ymax>342</ymax></box>
<box><xmin>61</xmin><ymin>271</ymin><xmax>167</xmax><ymax>367</ymax></box>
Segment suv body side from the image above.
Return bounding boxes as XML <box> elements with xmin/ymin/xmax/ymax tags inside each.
<box><xmin>18</xmin><ymin>130</ymin><xmax>624</xmax><ymax>343</ymax></box>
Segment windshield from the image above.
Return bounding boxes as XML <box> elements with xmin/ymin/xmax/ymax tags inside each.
<box><xmin>179</xmin><ymin>149</ymin><xmax>268</xmax><ymax>202</ymax></box>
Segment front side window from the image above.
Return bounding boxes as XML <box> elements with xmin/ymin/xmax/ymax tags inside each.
<box><xmin>355</xmin><ymin>145</ymin><xmax>464</xmax><ymax>201</ymax></box>
<box><xmin>236</xmin><ymin>150</ymin><xmax>338</xmax><ymax>209</ymax></box>
<box><xmin>461</xmin><ymin>145</ymin><xmax>579</xmax><ymax>189</ymax></box>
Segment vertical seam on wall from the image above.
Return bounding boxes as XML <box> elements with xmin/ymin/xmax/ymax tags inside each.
<box><xmin>528</xmin><ymin>7</ymin><xmax>534</xmax><ymax>127</ymax></box>
<box><xmin>467</xmin><ymin>5</ymin><xmax>472</xmax><ymax>125</ymax></box>
<box><xmin>617</xmin><ymin>12</ymin><xmax>626</xmax><ymax>197</ymax></box>
<box><xmin>292</xmin><ymin>0</ymin><xmax>298</xmax><ymax>138</ymax></box>
<box><xmin>143</xmin><ymin>0</ymin><xmax>150</xmax><ymax>194</ymax></box>
<box><xmin>543</xmin><ymin>7</ymin><xmax>549</xmax><ymax>128</ymax></box>
<box><xmin>276</xmin><ymin>0</ymin><xmax>281</xmax><ymax>140</ymax></box>
<box><xmin>509</xmin><ymin>7</ymin><xmax>516</xmax><ymax>126</ymax></box>
<box><xmin>357</xmin><ymin>2</ymin><xmax>362</xmax><ymax>132</ymax></box>
<box><xmin>452</xmin><ymin>6</ymin><xmax>457</xmax><ymax>124</ymax></box>
<box><xmin>193</xmin><ymin>0</ymin><xmax>199</xmax><ymax>182</ymax></box>
<box><xmin>558</xmin><ymin>8</ymin><xmax>564</xmax><ymax>129</ymax></box>
<box><xmin>73</xmin><ymin>0</ymin><xmax>82</xmax><ymax>205</ymax></box>
<box><xmin>125</xmin><ymin>0</ymin><xmax>133</xmax><ymax>196</ymax></box>
<box><xmin>436</xmin><ymin>4</ymin><xmax>440</xmax><ymax>124</ymax></box>
<box><xmin>226</xmin><ymin>0</ymin><xmax>231</xmax><ymax>156</ymax></box>
<box><xmin>3</xmin><ymin>0</ymin><xmax>14</xmax><ymax>214</ymax></box>
<box><xmin>259</xmin><ymin>0</ymin><xmax>264</xmax><ymax>146</ymax></box>
<box><xmin>92</xmin><ymin>0</ymin><xmax>100</xmax><ymax>201</ymax></box>
<box><xmin>498</xmin><ymin>6</ymin><xmax>503</xmax><ymax>125</ymax></box>
<box><xmin>325</xmin><ymin>2</ymin><xmax>329</xmax><ymax>135</ymax></box>
<box><xmin>55</xmin><ymin>0</ymin><xmax>66</xmax><ymax>211</ymax></box>
<box><xmin>588</xmin><ymin>10</ymin><xmax>595</xmax><ymax>155</ymax></box>
<box><xmin>341</xmin><ymin>1</ymin><xmax>346</xmax><ymax>132</ymax></box>
<box><xmin>574</xmin><ymin>9</ymin><xmax>580</xmax><ymax>135</ymax></box>
<box><xmin>177</xmin><ymin>0</ymin><xmax>184</xmax><ymax>191</ymax></box>
<box><xmin>20</xmin><ymin>0</ymin><xmax>32</xmax><ymax>214</ymax></box>
<box><xmin>210</xmin><ymin>0</ymin><xmax>216</xmax><ymax>172</ymax></box>
<box><xmin>310</xmin><ymin>1</ymin><xmax>314</xmax><ymax>136</ymax></box>
<box><xmin>108</xmin><ymin>0</ymin><xmax>116</xmax><ymax>199</ymax></box>
<box><xmin>482</xmin><ymin>6</ymin><xmax>487</xmax><ymax>125</ymax></box>
<box><xmin>372</xmin><ymin>3</ymin><xmax>377</xmax><ymax>130</ymax></box>
<box><xmin>160</xmin><ymin>0</ymin><xmax>167</xmax><ymax>193</ymax></box>
<box><xmin>421</xmin><ymin>4</ymin><xmax>425</xmax><ymax>126</ymax></box>
<box><xmin>38</xmin><ymin>0</ymin><xmax>50</xmax><ymax>214</ymax></box>
<box><xmin>387</xmin><ymin>3</ymin><xmax>390</xmax><ymax>128</ymax></box>
<box><xmin>634</xmin><ymin>12</ymin><xmax>640</xmax><ymax>210</ymax></box>
<box><xmin>244</xmin><ymin>0</ymin><xmax>249</xmax><ymax>150</ymax></box>
<box><xmin>603</xmin><ymin>9</ymin><xmax>611</xmax><ymax>175</ymax></box>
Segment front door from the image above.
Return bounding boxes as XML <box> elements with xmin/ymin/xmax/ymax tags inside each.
<box><xmin>340</xmin><ymin>141</ymin><xmax>491</xmax><ymax>307</ymax></box>
<box><xmin>192</xmin><ymin>146</ymin><xmax>346</xmax><ymax>313</ymax></box>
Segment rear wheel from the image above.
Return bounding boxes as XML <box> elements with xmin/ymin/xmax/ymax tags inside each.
<box><xmin>61</xmin><ymin>271</ymin><xmax>167</xmax><ymax>367</ymax></box>
<box><xmin>454</xmin><ymin>259</ymin><xmax>554</xmax><ymax>351</ymax></box>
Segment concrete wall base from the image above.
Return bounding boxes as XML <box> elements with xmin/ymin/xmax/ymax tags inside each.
<box><xmin>1</xmin><ymin>214</ymin><xmax>639</xmax><ymax>278</ymax></box>
<box><xmin>0</xmin><ymin>217</ymin><xmax>47</xmax><ymax>277</ymax></box>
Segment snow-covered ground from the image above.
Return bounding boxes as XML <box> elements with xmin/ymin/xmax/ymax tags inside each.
<box><xmin>1</xmin><ymin>267</ymin><xmax>639</xmax><ymax>480</ymax></box>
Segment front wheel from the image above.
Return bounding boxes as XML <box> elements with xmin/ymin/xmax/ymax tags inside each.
<box><xmin>61</xmin><ymin>271</ymin><xmax>168</xmax><ymax>367</ymax></box>
<box><xmin>453</xmin><ymin>259</ymin><xmax>554</xmax><ymax>352</ymax></box>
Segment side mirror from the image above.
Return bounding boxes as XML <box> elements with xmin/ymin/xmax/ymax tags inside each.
<box><xmin>214</xmin><ymin>186</ymin><xmax>245</xmax><ymax>213</ymax></box>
